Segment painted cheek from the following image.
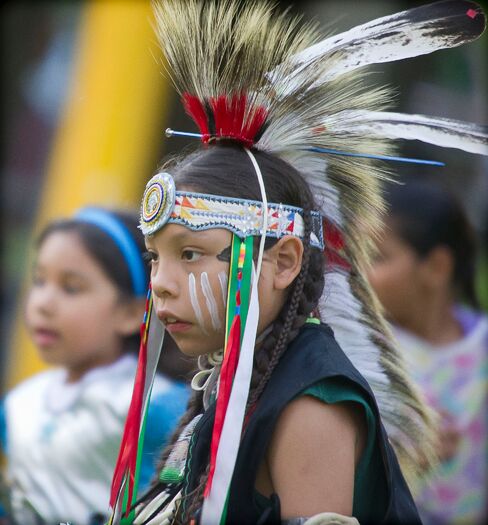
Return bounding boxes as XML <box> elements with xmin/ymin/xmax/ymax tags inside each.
<box><xmin>189</xmin><ymin>272</ymin><xmax>209</xmax><ymax>335</ymax></box>
<box><xmin>218</xmin><ymin>271</ymin><xmax>228</xmax><ymax>307</ymax></box>
<box><xmin>201</xmin><ymin>272</ymin><xmax>222</xmax><ymax>331</ymax></box>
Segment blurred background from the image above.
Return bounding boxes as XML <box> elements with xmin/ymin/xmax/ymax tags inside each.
<box><xmin>1</xmin><ymin>0</ymin><xmax>487</xmax><ymax>392</ymax></box>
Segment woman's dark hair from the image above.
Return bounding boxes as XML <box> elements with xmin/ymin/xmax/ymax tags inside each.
<box><xmin>384</xmin><ymin>181</ymin><xmax>480</xmax><ymax>307</ymax></box>
<box><xmin>36</xmin><ymin>208</ymin><xmax>149</xmax><ymax>354</ymax></box>
<box><xmin>149</xmin><ymin>144</ymin><xmax>325</xmax><ymax>521</ymax></box>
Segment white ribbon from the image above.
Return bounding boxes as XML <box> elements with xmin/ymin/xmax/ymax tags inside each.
<box><xmin>201</xmin><ymin>148</ymin><xmax>268</xmax><ymax>524</ymax></box>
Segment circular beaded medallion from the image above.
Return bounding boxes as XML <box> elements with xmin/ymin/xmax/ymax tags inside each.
<box><xmin>140</xmin><ymin>172</ymin><xmax>176</xmax><ymax>235</ymax></box>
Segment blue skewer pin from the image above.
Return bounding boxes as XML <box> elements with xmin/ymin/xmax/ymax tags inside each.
<box><xmin>165</xmin><ymin>128</ymin><xmax>445</xmax><ymax>167</ymax></box>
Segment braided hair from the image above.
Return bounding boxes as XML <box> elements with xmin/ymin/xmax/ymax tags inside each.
<box><xmin>146</xmin><ymin>144</ymin><xmax>325</xmax><ymax>521</ymax></box>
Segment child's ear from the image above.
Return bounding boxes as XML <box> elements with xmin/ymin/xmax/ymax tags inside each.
<box><xmin>271</xmin><ymin>235</ymin><xmax>304</xmax><ymax>290</ymax></box>
<box><xmin>422</xmin><ymin>246</ymin><xmax>454</xmax><ymax>290</ymax></box>
<box><xmin>115</xmin><ymin>297</ymin><xmax>145</xmax><ymax>337</ymax></box>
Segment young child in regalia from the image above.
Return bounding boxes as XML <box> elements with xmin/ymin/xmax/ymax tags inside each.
<box><xmin>108</xmin><ymin>1</ymin><xmax>488</xmax><ymax>524</ymax></box>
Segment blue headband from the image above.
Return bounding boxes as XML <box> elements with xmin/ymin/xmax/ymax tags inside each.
<box><xmin>75</xmin><ymin>207</ymin><xmax>147</xmax><ymax>297</ymax></box>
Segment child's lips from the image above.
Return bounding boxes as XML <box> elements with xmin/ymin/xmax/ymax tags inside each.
<box><xmin>156</xmin><ymin>311</ymin><xmax>193</xmax><ymax>333</ymax></box>
<box><xmin>165</xmin><ymin>321</ymin><xmax>193</xmax><ymax>334</ymax></box>
<box><xmin>33</xmin><ymin>328</ymin><xmax>60</xmax><ymax>347</ymax></box>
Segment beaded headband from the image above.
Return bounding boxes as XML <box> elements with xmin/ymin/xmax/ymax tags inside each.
<box><xmin>139</xmin><ymin>172</ymin><xmax>324</xmax><ymax>249</ymax></box>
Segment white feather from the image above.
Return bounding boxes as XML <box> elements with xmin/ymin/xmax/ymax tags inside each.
<box><xmin>324</xmin><ymin>110</ymin><xmax>488</xmax><ymax>155</ymax></box>
<box><xmin>320</xmin><ymin>271</ymin><xmax>390</xmax><ymax>387</ymax></box>
<box><xmin>283</xmin><ymin>153</ymin><xmax>429</xmax><ymax>459</ymax></box>
<box><xmin>284</xmin><ymin>154</ymin><xmax>391</xmax><ymax>399</ymax></box>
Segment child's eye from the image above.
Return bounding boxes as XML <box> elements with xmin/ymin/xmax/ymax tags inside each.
<box><xmin>181</xmin><ymin>249</ymin><xmax>202</xmax><ymax>262</ymax></box>
<box><xmin>32</xmin><ymin>274</ymin><xmax>45</xmax><ymax>287</ymax></box>
<box><xmin>143</xmin><ymin>251</ymin><xmax>158</xmax><ymax>265</ymax></box>
<box><xmin>63</xmin><ymin>283</ymin><xmax>82</xmax><ymax>295</ymax></box>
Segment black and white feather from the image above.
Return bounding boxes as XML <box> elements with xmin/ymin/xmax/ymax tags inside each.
<box><xmin>272</xmin><ymin>0</ymin><xmax>486</xmax><ymax>89</ymax></box>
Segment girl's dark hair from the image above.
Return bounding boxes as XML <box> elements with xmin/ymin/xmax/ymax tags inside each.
<box><xmin>36</xmin><ymin>208</ymin><xmax>149</xmax><ymax>354</ymax></box>
<box><xmin>384</xmin><ymin>181</ymin><xmax>479</xmax><ymax>307</ymax></box>
<box><xmin>152</xmin><ymin>144</ymin><xmax>325</xmax><ymax>520</ymax></box>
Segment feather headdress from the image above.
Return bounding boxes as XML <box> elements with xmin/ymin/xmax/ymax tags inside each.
<box><xmin>110</xmin><ymin>0</ymin><xmax>487</xmax><ymax>522</ymax></box>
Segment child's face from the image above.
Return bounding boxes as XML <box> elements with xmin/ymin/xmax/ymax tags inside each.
<box><xmin>25</xmin><ymin>231</ymin><xmax>134</xmax><ymax>381</ymax></box>
<box><xmin>145</xmin><ymin>224</ymin><xmax>233</xmax><ymax>357</ymax></box>
<box><xmin>367</xmin><ymin>223</ymin><xmax>426</xmax><ymax>328</ymax></box>
<box><xmin>146</xmin><ymin>223</ymin><xmax>287</xmax><ymax>357</ymax></box>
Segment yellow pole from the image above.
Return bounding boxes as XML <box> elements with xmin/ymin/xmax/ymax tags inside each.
<box><xmin>6</xmin><ymin>0</ymin><xmax>170</xmax><ymax>388</ymax></box>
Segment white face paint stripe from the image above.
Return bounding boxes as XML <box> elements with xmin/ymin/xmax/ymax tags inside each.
<box><xmin>189</xmin><ymin>272</ymin><xmax>208</xmax><ymax>335</ymax></box>
<box><xmin>218</xmin><ymin>271</ymin><xmax>228</xmax><ymax>308</ymax></box>
<box><xmin>201</xmin><ymin>272</ymin><xmax>222</xmax><ymax>331</ymax></box>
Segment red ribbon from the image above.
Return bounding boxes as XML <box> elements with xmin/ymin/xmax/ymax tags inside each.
<box><xmin>204</xmin><ymin>315</ymin><xmax>241</xmax><ymax>497</ymax></box>
<box><xmin>109</xmin><ymin>290</ymin><xmax>150</xmax><ymax>514</ymax></box>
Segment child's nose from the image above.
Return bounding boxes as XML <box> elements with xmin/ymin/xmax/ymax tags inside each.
<box><xmin>32</xmin><ymin>284</ymin><xmax>57</xmax><ymax>314</ymax></box>
<box><xmin>151</xmin><ymin>265</ymin><xmax>179</xmax><ymax>298</ymax></box>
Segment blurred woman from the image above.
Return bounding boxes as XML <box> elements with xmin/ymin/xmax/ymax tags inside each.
<box><xmin>368</xmin><ymin>182</ymin><xmax>488</xmax><ymax>525</ymax></box>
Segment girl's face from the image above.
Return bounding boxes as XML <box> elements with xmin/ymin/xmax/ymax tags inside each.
<box><xmin>146</xmin><ymin>224</ymin><xmax>286</xmax><ymax>357</ymax></box>
<box><xmin>367</xmin><ymin>223</ymin><xmax>426</xmax><ymax>327</ymax></box>
<box><xmin>25</xmin><ymin>231</ymin><xmax>136</xmax><ymax>381</ymax></box>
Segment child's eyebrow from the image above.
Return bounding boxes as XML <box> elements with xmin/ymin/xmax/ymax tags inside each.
<box><xmin>145</xmin><ymin>228</ymin><xmax>229</xmax><ymax>250</ymax></box>
<box><xmin>60</xmin><ymin>270</ymin><xmax>88</xmax><ymax>281</ymax></box>
<box><xmin>64</xmin><ymin>269</ymin><xmax>84</xmax><ymax>276</ymax></box>
<box><xmin>32</xmin><ymin>263</ymin><xmax>88</xmax><ymax>282</ymax></box>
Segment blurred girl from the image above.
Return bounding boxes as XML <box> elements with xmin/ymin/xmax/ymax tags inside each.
<box><xmin>368</xmin><ymin>182</ymin><xmax>488</xmax><ymax>525</ymax></box>
<box><xmin>0</xmin><ymin>208</ymin><xmax>189</xmax><ymax>525</ymax></box>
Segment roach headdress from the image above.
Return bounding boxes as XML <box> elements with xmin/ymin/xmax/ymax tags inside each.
<box><xmin>109</xmin><ymin>1</ymin><xmax>487</xmax><ymax>523</ymax></box>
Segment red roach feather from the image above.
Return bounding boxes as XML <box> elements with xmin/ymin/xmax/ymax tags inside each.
<box><xmin>183</xmin><ymin>91</ymin><xmax>267</xmax><ymax>147</ymax></box>
<box><xmin>182</xmin><ymin>93</ymin><xmax>210</xmax><ymax>140</ymax></box>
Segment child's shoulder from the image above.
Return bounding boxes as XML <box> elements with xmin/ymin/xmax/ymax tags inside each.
<box><xmin>152</xmin><ymin>373</ymin><xmax>188</xmax><ymax>397</ymax></box>
<box><xmin>286</xmin><ymin>321</ymin><xmax>359</xmax><ymax>373</ymax></box>
<box><xmin>5</xmin><ymin>368</ymin><xmax>63</xmax><ymax>406</ymax></box>
<box><xmin>82</xmin><ymin>354</ymin><xmax>139</xmax><ymax>404</ymax></box>
<box><xmin>149</xmin><ymin>374</ymin><xmax>190</xmax><ymax>415</ymax></box>
<box><xmin>265</xmin><ymin>322</ymin><xmax>373</xmax><ymax>406</ymax></box>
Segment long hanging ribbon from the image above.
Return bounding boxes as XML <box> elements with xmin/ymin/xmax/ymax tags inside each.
<box><xmin>109</xmin><ymin>283</ymin><xmax>165</xmax><ymax>522</ymax></box>
<box><xmin>204</xmin><ymin>315</ymin><xmax>241</xmax><ymax>496</ymax></box>
<box><xmin>204</xmin><ymin>236</ymin><xmax>253</xmax><ymax>497</ymax></box>
<box><xmin>201</xmin><ymin>148</ymin><xmax>268</xmax><ymax>524</ymax></box>
<box><xmin>201</xmin><ymin>263</ymin><xmax>259</xmax><ymax>525</ymax></box>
